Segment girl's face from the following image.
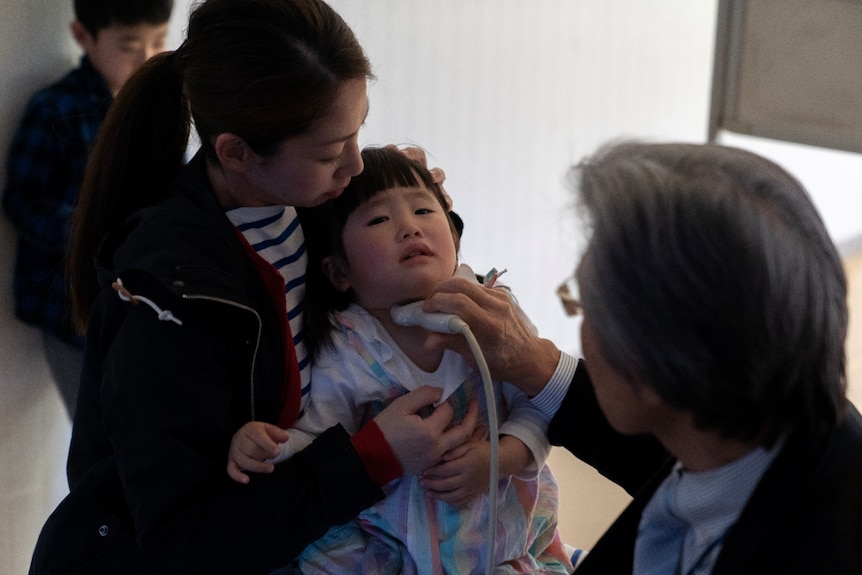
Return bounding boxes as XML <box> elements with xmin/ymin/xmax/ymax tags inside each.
<box><xmin>331</xmin><ymin>184</ymin><xmax>457</xmax><ymax>311</ymax></box>
<box><xmin>242</xmin><ymin>78</ymin><xmax>368</xmax><ymax>208</ymax></box>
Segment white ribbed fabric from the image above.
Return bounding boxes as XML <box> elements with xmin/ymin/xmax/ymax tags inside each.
<box><xmin>529</xmin><ymin>352</ymin><xmax>578</xmax><ymax>419</ymax></box>
<box><xmin>226</xmin><ymin>205</ymin><xmax>311</xmax><ymax>414</ymax></box>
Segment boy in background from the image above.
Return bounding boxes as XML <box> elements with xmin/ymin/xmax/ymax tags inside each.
<box><xmin>2</xmin><ymin>0</ymin><xmax>174</xmax><ymax>417</ymax></box>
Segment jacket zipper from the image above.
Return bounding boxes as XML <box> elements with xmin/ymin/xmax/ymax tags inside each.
<box><xmin>182</xmin><ymin>294</ymin><xmax>263</xmax><ymax>421</ymax></box>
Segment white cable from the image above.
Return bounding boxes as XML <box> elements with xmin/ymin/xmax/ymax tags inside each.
<box><xmin>444</xmin><ymin>318</ymin><xmax>498</xmax><ymax>575</ymax></box>
<box><xmin>458</xmin><ymin>322</ymin><xmax>499</xmax><ymax>575</ymax></box>
<box><xmin>391</xmin><ymin>306</ymin><xmax>499</xmax><ymax>575</ymax></box>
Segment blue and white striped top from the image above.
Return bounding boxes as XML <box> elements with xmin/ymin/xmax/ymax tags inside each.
<box><xmin>227</xmin><ymin>205</ymin><xmax>311</xmax><ymax>414</ymax></box>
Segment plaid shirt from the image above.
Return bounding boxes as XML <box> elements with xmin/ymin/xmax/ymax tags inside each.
<box><xmin>2</xmin><ymin>56</ymin><xmax>112</xmax><ymax>344</ymax></box>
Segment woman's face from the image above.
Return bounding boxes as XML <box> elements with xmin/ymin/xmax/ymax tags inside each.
<box><xmin>242</xmin><ymin>78</ymin><xmax>369</xmax><ymax>208</ymax></box>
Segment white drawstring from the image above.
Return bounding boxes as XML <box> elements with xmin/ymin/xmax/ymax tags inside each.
<box><xmin>112</xmin><ymin>278</ymin><xmax>183</xmax><ymax>326</ymax></box>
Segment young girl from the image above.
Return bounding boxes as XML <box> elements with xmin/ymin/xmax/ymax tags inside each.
<box><xmin>229</xmin><ymin>146</ymin><xmax>575</xmax><ymax>575</ymax></box>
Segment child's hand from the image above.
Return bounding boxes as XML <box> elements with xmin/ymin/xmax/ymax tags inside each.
<box><xmin>420</xmin><ymin>435</ymin><xmax>491</xmax><ymax>508</ymax></box>
<box><xmin>227</xmin><ymin>421</ymin><xmax>289</xmax><ymax>484</ymax></box>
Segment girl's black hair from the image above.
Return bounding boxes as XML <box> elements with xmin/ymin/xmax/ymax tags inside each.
<box><xmin>300</xmin><ymin>146</ymin><xmax>459</xmax><ymax>359</ymax></box>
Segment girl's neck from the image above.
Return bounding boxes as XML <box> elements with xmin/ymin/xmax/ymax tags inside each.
<box><xmin>365</xmin><ymin>306</ymin><xmax>445</xmax><ymax>373</ymax></box>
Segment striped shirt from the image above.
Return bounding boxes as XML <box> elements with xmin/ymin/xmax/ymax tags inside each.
<box><xmin>227</xmin><ymin>205</ymin><xmax>311</xmax><ymax>414</ymax></box>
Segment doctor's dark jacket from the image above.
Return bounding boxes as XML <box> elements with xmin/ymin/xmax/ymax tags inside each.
<box><xmin>551</xmin><ymin>361</ymin><xmax>862</xmax><ymax>574</ymax></box>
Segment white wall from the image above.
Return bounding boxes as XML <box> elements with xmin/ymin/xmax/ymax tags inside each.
<box><xmin>718</xmin><ymin>131</ymin><xmax>862</xmax><ymax>254</ymax></box>
<box><xmin>0</xmin><ymin>3</ymin><xmax>77</xmax><ymax>573</ymax></box>
<box><xmin>328</xmin><ymin>0</ymin><xmax>862</xmax><ymax>357</ymax></box>
<box><xmin>330</xmin><ymin>0</ymin><xmax>722</xmax><ymax>358</ymax></box>
<box><xmin>3</xmin><ymin>1</ymin><xmax>860</xmax><ymax>571</ymax></box>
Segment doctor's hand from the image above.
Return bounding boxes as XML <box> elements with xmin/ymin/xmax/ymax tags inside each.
<box><xmin>422</xmin><ymin>277</ymin><xmax>561</xmax><ymax>398</ymax></box>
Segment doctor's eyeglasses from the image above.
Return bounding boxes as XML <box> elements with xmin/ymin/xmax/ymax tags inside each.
<box><xmin>556</xmin><ymin>275</ymin><xmax>581</xmax><ymax>317</ymax></box>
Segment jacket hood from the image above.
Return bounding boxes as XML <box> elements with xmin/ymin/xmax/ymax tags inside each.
<box><xmin>94</xmin><ymin>153</ymin><xmax>253</xmax><ymax>304</ymax></box>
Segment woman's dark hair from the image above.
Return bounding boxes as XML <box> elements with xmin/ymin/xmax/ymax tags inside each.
<box><xmin>300</xmin><ymin>146</ymin><xmax>459</xmax><ymax>359</ymax></box>
<box><xmin>572</xmin><ymin>141</ymin><xmax>848</xmax><ymax>440</ymax></box>
<box><xmin>69</xmin><ymin>0</ymin><xmax>373</xmax><ymax>331</ymax></box>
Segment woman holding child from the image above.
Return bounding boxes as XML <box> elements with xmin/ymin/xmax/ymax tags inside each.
<box><xmin>30</xmin><ymin>0</ymin><xmax>480</xmax><ymax>572</ymax></box>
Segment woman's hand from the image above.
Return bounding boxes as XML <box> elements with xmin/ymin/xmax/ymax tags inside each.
<box><xmin>373</xmin><ymin>386</ymin><xmax>479</xmax><ymax>476</ymax></box>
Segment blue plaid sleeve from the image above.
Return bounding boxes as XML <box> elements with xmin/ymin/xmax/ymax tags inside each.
<box><xmin>3</xmin><ymin>91</ymin><xmax>81</xmax><ymax>253</ymax></box>
<box><xmin>2</xmin><ymin>59</ymin><xmax>109</xmax><ymax>340</ymax></box>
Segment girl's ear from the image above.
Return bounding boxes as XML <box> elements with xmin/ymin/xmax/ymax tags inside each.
<box><xmin>322</xmin><ymin>256</ymin><xmax>351</xmax><ymax>292</ymax></box>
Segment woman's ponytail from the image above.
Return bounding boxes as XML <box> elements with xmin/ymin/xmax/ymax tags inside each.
<box><xmin>68</xmin><ymin>50</ymin><xmax>190</xmax><ymax>331</ymax></box>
